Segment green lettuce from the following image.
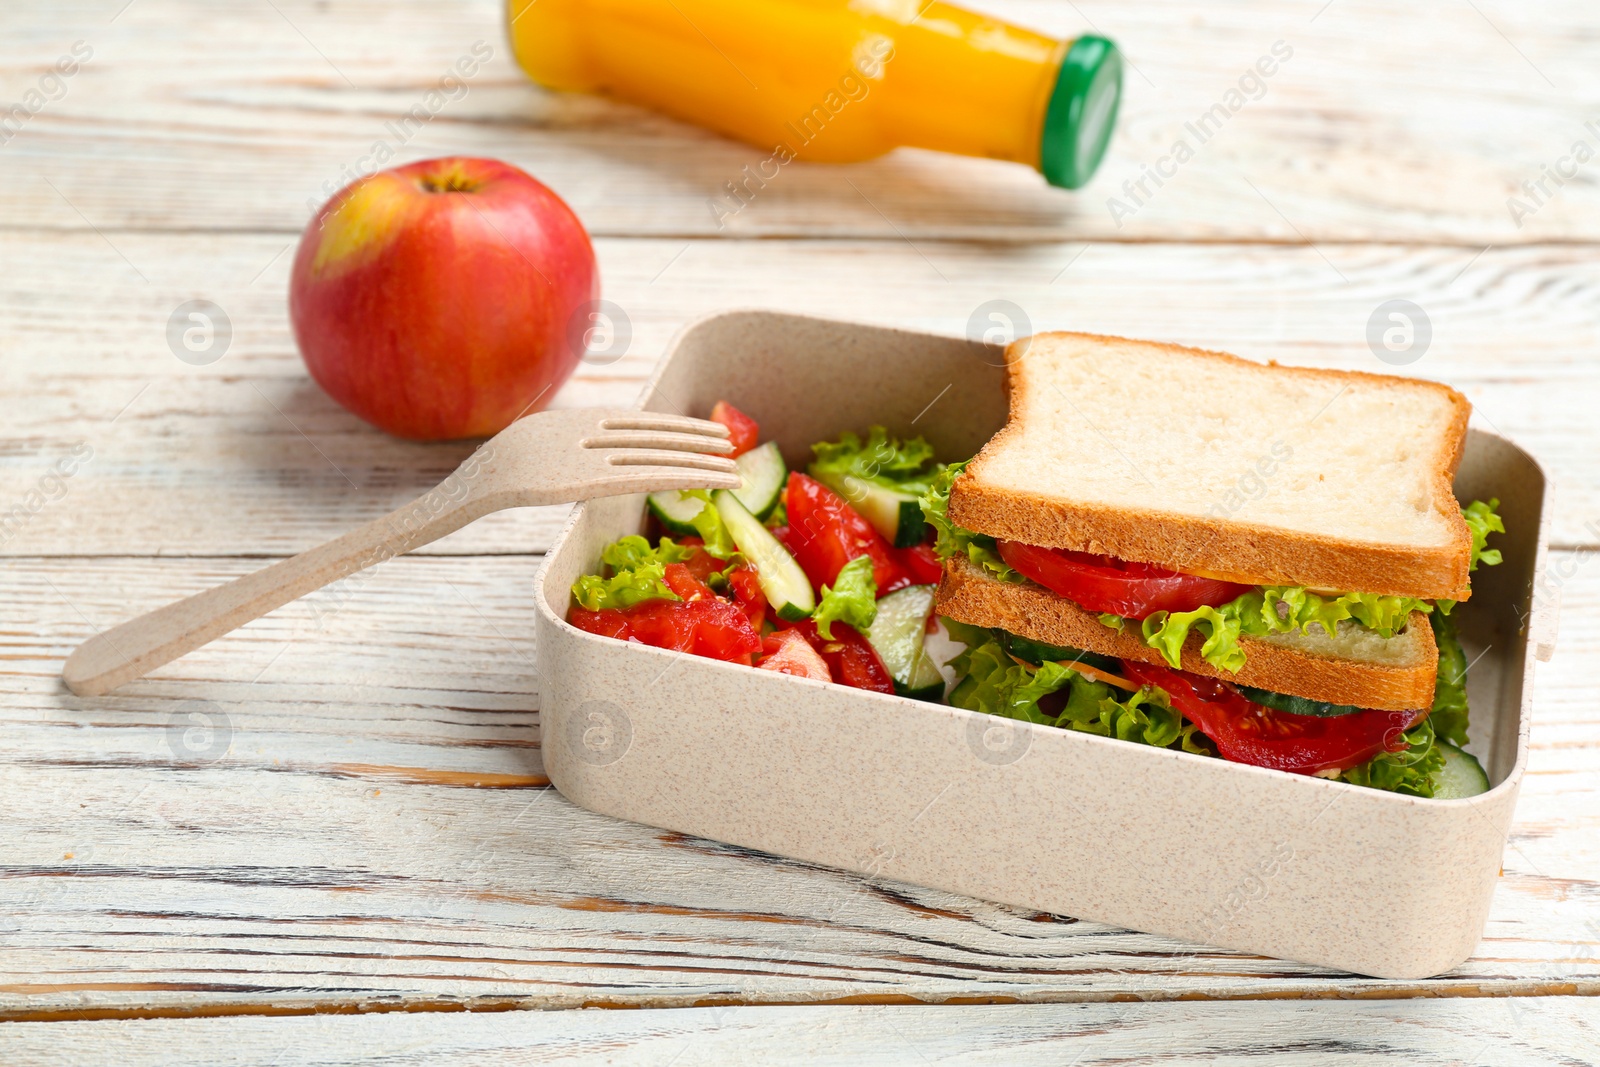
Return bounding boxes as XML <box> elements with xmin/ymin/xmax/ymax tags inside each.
<box><xmin>1337</xmin><ymin>718</ymin><xmax>1445</xmax><ymax>797</ymax></box>
<box><xmin>680</xmin><ymin>490</ymin><xmax>738</xmax><ymax>561</ymax></box>
<box><xmin>942</xmin><ymin>622</ymin><xmax>1469</xmax><ymax>797</ymax></box>
<box><xmin>813</xmin><ymin>555</ymin><xmax>877</xmax><ymax>639</ymax></box>
<box><xmin>1429</xmin><ymin>610</ymin><xmax>1470</xmax><ymax>747</ymax></box>
<box><xmin>1436</xmin><ymin>498</ymin><xmax>1505</xmax><ymax>614</ymax></box>
<box><xmin>1137</xmin><ymin>587</ymin><xmax>1433</xmax><ymax>673</ymax></box>
<box><xmin>1131</xmin><ymin>500</ymin><xmax>1506</xmax><ymax>673</ymax></box>
<box><xmin>810</xmin><ymin>426</ymin><xmax>939</xmax><ymax>492</ymax></box>
<box><xmin>946</xmin><ymin>630</ymin><xmax>1211</xmax><ymax>753</ymax></box>
<box><xmin>920</xmin><ymin>462</ymin><xmax>1023</xmax><ymax>583</ymax></box>
<box><xmin>571</xmin><ymin>535</ymin><xmax>696</xmax><ymax>611</ymax></box>
<box><xmin>1464</xmin><ymin>498</ymin><xmax>1505</xmax><ymax>572</ymax></box>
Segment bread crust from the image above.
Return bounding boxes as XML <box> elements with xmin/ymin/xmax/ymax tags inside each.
<box><xmin>937</xmin><ymin>555</ymin><xmax>1438</xmax><ymax>712</ymax></box>
<box><xmin>950</xmin><ymin>331</ymin><xmax>1474</xmax><ymax>601</ymax></box>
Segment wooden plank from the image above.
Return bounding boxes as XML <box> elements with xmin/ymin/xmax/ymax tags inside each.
<box><xmin>0</xmin><ymin>232</ymin><xmax>1596</xmax><ymax>557</ymax></box>
<box><xmin>1</xmin><ymin>0</ymin><xmax>1597</xmax><ymax>242</ymax></box>
<box><xmin>1</xmin><ymin>1000</ymin><xmax>1596</xmax><ymax>1065</ymax></box>
<box><xmin>0</xmin><ymin>552</ymin><xmax>1594</xmax><ymax>1017</ymax></box>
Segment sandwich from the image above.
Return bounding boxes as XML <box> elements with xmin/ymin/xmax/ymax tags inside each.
<box><xmin>925</xmin><ymin>332</ymin><xmax>1505</xmax><ymax>797</ymax></box>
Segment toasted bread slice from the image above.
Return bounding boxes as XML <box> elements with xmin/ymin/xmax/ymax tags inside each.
<box><xmin>948</xmin><ymin>332</ymin><xmax>1474</xmax><ymax>601</ymax></box>
<box><xmin>938</xmin><ymin>556</ymin><xmax>1438</xmax><ymax>711</ymax></box>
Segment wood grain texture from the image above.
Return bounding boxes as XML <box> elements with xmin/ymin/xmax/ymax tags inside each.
<box><xmin>2</xmin><ymin>0</ymin><xmax>1598</xmax><ymax>243</ymax></box>
<box><xmin>0</xmin><ymin>232</ymin><xmax>1596</xmax><ymax>558</ymax></box>
<box><xmin>0</xmin><ymin>552</ymin><xmax>1594</xmax><ymax>1018</ymax></box>
<box><xmin>2</xmin><ymin>1000</ymin><xmax>1597</xmax><ymax>1066</ymax></box>
<box><xmin>2</xmin><ymin>0</ymin><xmax>1598</xmax><ymax>1044</ymax></box>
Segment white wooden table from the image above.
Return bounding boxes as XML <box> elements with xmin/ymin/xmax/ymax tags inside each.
<box><xmin>2</xmin><ymin>1</ymin><xmax>1597</xmax><ymax>1062</ymax></box>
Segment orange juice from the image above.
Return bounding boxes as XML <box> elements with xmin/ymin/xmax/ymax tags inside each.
<box><xmin>507</xmin><ymin>0</ymin><xmax>1121</xmax><ymax>189</ymax></box>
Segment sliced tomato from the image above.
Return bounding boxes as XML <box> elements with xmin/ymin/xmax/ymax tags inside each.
<box><xmin>661</xmin><ymin>561</ymin><xmax>715</xmax><ymax>601</ymax></box>
<box><xmin>671</xmin><ymin>537</ymin><xmax>727</xmax><ymax>586</ymax></box>
<box><xmin>725</xmin><ymin>564</ymin><xmax>768</xmax><ymax>630</ymax></box>
<box><xmin>894</xmin><ymin>541</ymin><xmax>944</xmax><ymax>586</ymax></box>
<box><xmin>1119</xmin><ymin>660</ymin><xmax>1426</xmax><ymax>776</ymax></box>
<box><xmin>786</xmin><ymin>618</ymin><xmax>896</xmax><ymax>694</ymax></box>
<box><xmin>782</xmin><ymin>472</ymin><xmax>908</xmax><ymax>595</ymax></box>
<box><xmin>568</xmin><ymin>606</ymin><xmax>631</xmax><ymax>640</ymax></box>
<box><xmin>997</xmin><ymin>540</ymin><xmax>1251</xmax><ymax>619</ymax></box>
<box><xmin>709</xmin><ymin>400</ymin><xmax>760</xmax><ymax>458</ymax></box>
<box><xmin>619</xmin><ymin>599</ymin><xmax>698</xmax><ymax>653</ymax></box>
<box><xmin>568</xmin><ymin>596</ymin><xmax>760</xmax><ymax>664</ymax></box>
<box><xmin>757</xmin><ymin>628</ymin><xmax>831</xmax><ymax>681</ymax></box>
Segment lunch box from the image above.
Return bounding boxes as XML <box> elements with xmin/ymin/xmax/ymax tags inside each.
<box><xmin>533</xmin><ymin>310</ymin><xmax>1555</xmax><ymax>980</ymax></box>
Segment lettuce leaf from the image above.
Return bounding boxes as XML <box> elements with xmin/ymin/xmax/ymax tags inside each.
<box><xmin>813</xmin><ymin>555</ymin><xmax>877</xmax><ymax>639</ymax></box>
<box><xmin>1136</xmin><ymin>586</ymin><xmax>1434</xmax><ymax>673</ymax></box>
<box><xmin>1337</xmin><ymin>717</ymin><xmax>1445</xmax><ymax>797</ymax></box>
<box><xmin>810</xmin><ymin>426</ymin><xmax>938</xmax><ymax>492</ymax></box>
<box><xmin>920</xmin><ymin>462</ymin><xmax>1023</xmax><ymax>583</ymax></box>
<box><xmin>942</xmin><ymin>621</ymin><xmax>1469</xmax><ymax>797</ymax></box>
<box><xmin>571</xmin><ymin>535</ymin><xmax>696</xmax><ymax>611</ymax></box>
<box><xmin>681</xmin><ymin>490</ymin><xmax>738</xmax><ymax>561</ymax></box>
<box><xmin>1140</xmin><ymin>603</ymin><xmax>1247</xmax><ymax>672</ymax></box>
<box><xmin>1130</xmin><ymin>500</ymin><xmax>1506</xmax><ymax>673</ymax></box>
<box><xmin>1429</xmin><ymin>610</ymin><xmax>1470</xmax><ymax>747</ymax></box>
<box><xmin>1464</xmin><ymin>498</ymin><xmax>1505</xmax><ymax>572</ymax></box>
<box><xmin>946</xmin><ymin>629</ymin><xmax>1211</xmax><ymax>753</ymax></box>
<box><xmin>1437</xmin><ymin>498</ymin><xmax>1505</xmax><ymax>615</ymax></box>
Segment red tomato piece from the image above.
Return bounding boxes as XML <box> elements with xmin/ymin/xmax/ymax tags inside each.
<box><xmin>725</xmin><ymin>564</ymin><xmax>768</xmax><ymax>630</ymax></box>
<box><xmin>680</xmin><ymin>597</ymin><xmax>762</xmax><ymax>663</ymax></box>
<box><xmin>998</xmin><ymin>540</ymin><xmax>1251</xmax><ymax>619</ymax></box>
<box><xmin>571</xmin><ymin>594</ymin><xmax>760</xmax><ymax>664</ymax></box>
<box><xmin>709</xmin><ymin>400</ymin><xmax>760</xmax><ymax>458</ymax></box>
<box><xmin>757</xmin><ymin>628</ymin><xmax>831</xmax><ymax>681</ymax></box>
<box><xmin>782</xmin><ymin>472</ymin><xmax>908</xmax><ymax>595</ymax></box>
<box><xmin>616</xmin><ymin>599</ymin><xmax>697</xmax><ymax>653</ymax></box>
<box><xmin>661</xmin><ymin>561</ymin><xmax>715</xmax><ymax>601</ymax></box>
<box><xmin>787</xmin><ymin>618</ymin><xmax>896</xmax><ymax>694</ymax></box>
<box><xmin>567</xmin><ymin>606</ymin><xmax>631</xmax><ymax>640</ymax></box>
<box><xmin>893</xmin><ymin>541</ymin><xmax>944</xmax><ymax>586</ymax></box>
<box><xmin>1119</xmin><ymin>660</ymin><xmax>1427</xmax><ymax>776</ymax></box>
<box><xmin>668</xmin><ymin>538</ymin><xmax>728</xmax><ymax>586</ymax></box>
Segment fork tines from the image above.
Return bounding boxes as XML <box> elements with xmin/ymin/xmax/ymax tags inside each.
<box><xmin>599</xmin><ymin>413</ymin><xmax>730</xmax><ymax>438</ymax></box>
<box><xmin>607</xmin><ymin>448</ymin><xmax>739</xmax><ymax>474</ymax></box>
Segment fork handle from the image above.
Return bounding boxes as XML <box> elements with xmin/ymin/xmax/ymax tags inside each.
<box><xmin>63</xmin><ymin>485</ymin><xmax>503</xmax><ymax>697</ymax></box>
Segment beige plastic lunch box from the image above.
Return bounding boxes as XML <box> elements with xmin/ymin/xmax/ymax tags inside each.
<box><xmin>533</xmin><ymin>310</ymin><xmax>1554</xmax><ymax>980</ymax></box>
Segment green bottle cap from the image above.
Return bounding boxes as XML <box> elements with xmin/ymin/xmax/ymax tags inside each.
<box><xmin>1038</xmin><ymin>35</ymin><xmax>1123</xmax><ymax>190</ymax></box>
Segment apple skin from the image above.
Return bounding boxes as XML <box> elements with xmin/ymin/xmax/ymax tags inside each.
<box><xmin>289</xmin><ymin>157</ymin><xmax>598</xmax><ymax>440</ymax></box>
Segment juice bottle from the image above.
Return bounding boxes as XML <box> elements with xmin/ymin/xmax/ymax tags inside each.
<box><xmin>507</xmin><ymin>0</ymin><xmax>1121</xmax><ymax>190</ymax></box>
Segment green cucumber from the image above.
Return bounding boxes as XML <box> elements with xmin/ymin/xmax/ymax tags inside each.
<box><xmin>1237</xmin><ymin>686</ymin><xmax>1367</xmax><ymax>718</ymax></box>
<box><xmin>1432</xmin><ymin>742</ymin><xmax>1490</xmax><ymax>799</ymax></box>
<box><xmin>811</xmin><ymin>470</ymin><xmax>926</xmax><ymax>548</ymax></box>
<box><xmin>649</xmin><ymin>441</ymin><xmax>786</xmax><ymax>534</ymax></box>
<box><xmin>866</xmin><ymin>584</ymin><xmax>938</xmax><ymax>692</ymax></box>
<box><xmin>1002</xmin><ymin>632</ymin><xmax>1121</xmax><ymax>674</ymax></box>
<box><xmin>897</xmin><ymin>649</ymin><xmax>946</xmax><ymax>702</ymax></box>
<box><xmin>713</xmin><ymin>489</ymin><xmax>814</xmax><ymax>621</ymax></box>
<box><xmin>646</xmin><ymin>489</ymin><xmax>708</xmax><ymax>537</ymax></box>
<box><xmin>732</xmin><ymin>441</ymin><xmax>786</xmax><ymax>520</ymax></box>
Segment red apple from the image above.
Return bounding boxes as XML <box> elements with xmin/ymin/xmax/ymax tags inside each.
<box><xmin>289</xmin><ymin>157</ymin><xmax>598</xmax><ymax>440</ymax></box>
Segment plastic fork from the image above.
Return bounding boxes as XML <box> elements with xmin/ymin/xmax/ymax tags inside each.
<box><xmin>63</xmin><ymin>408</ymin><xmax>739</xmax><ymax>697</ymax></box>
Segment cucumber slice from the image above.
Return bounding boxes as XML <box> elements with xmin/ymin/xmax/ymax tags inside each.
<box><xmin>646</xmin><ymin>489</ymin><xmax>708</xmax><ymax>537</ymax></box>
<box><xmin>1002</xmin><ymin>632</ymin><xmax>1121</xmax><ymax>674</ymax></box>
<box><xmin>713</xmin><ymin>489</ymin><xmax>814</xmax><ymax>620</ymax></box>
<box><xmin>866</xmin><ymin>584</ymin><xmax>938</xmax><ymax>690</ymax></box>
<box><xmin>811</xmin><ymin>470</ymin><xmax>926</xmax><ymax>548</ymax></box>
<box><xmin>1237</xmin><ymin>686</ymin><xmax>1367</xmax><ymax>718</ymax></box>
<box><xmin>732</xmin><ymin>441</ymin><xmax>786</xmax><ymax>520</ymax></box>
<box><xmin>1433</xmin><ymin>742</ymin><xmax>1490</xmax><ymax>799</ymax></box>
<box><xmin>896</xmin><ymin>649</ymin><xmax>946</xmax><ymax>702</ymax></box>
<box><xmin>652</xmin><ymin>442</ymin><xmax>785</xmax><ymax>532</ymax></box>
